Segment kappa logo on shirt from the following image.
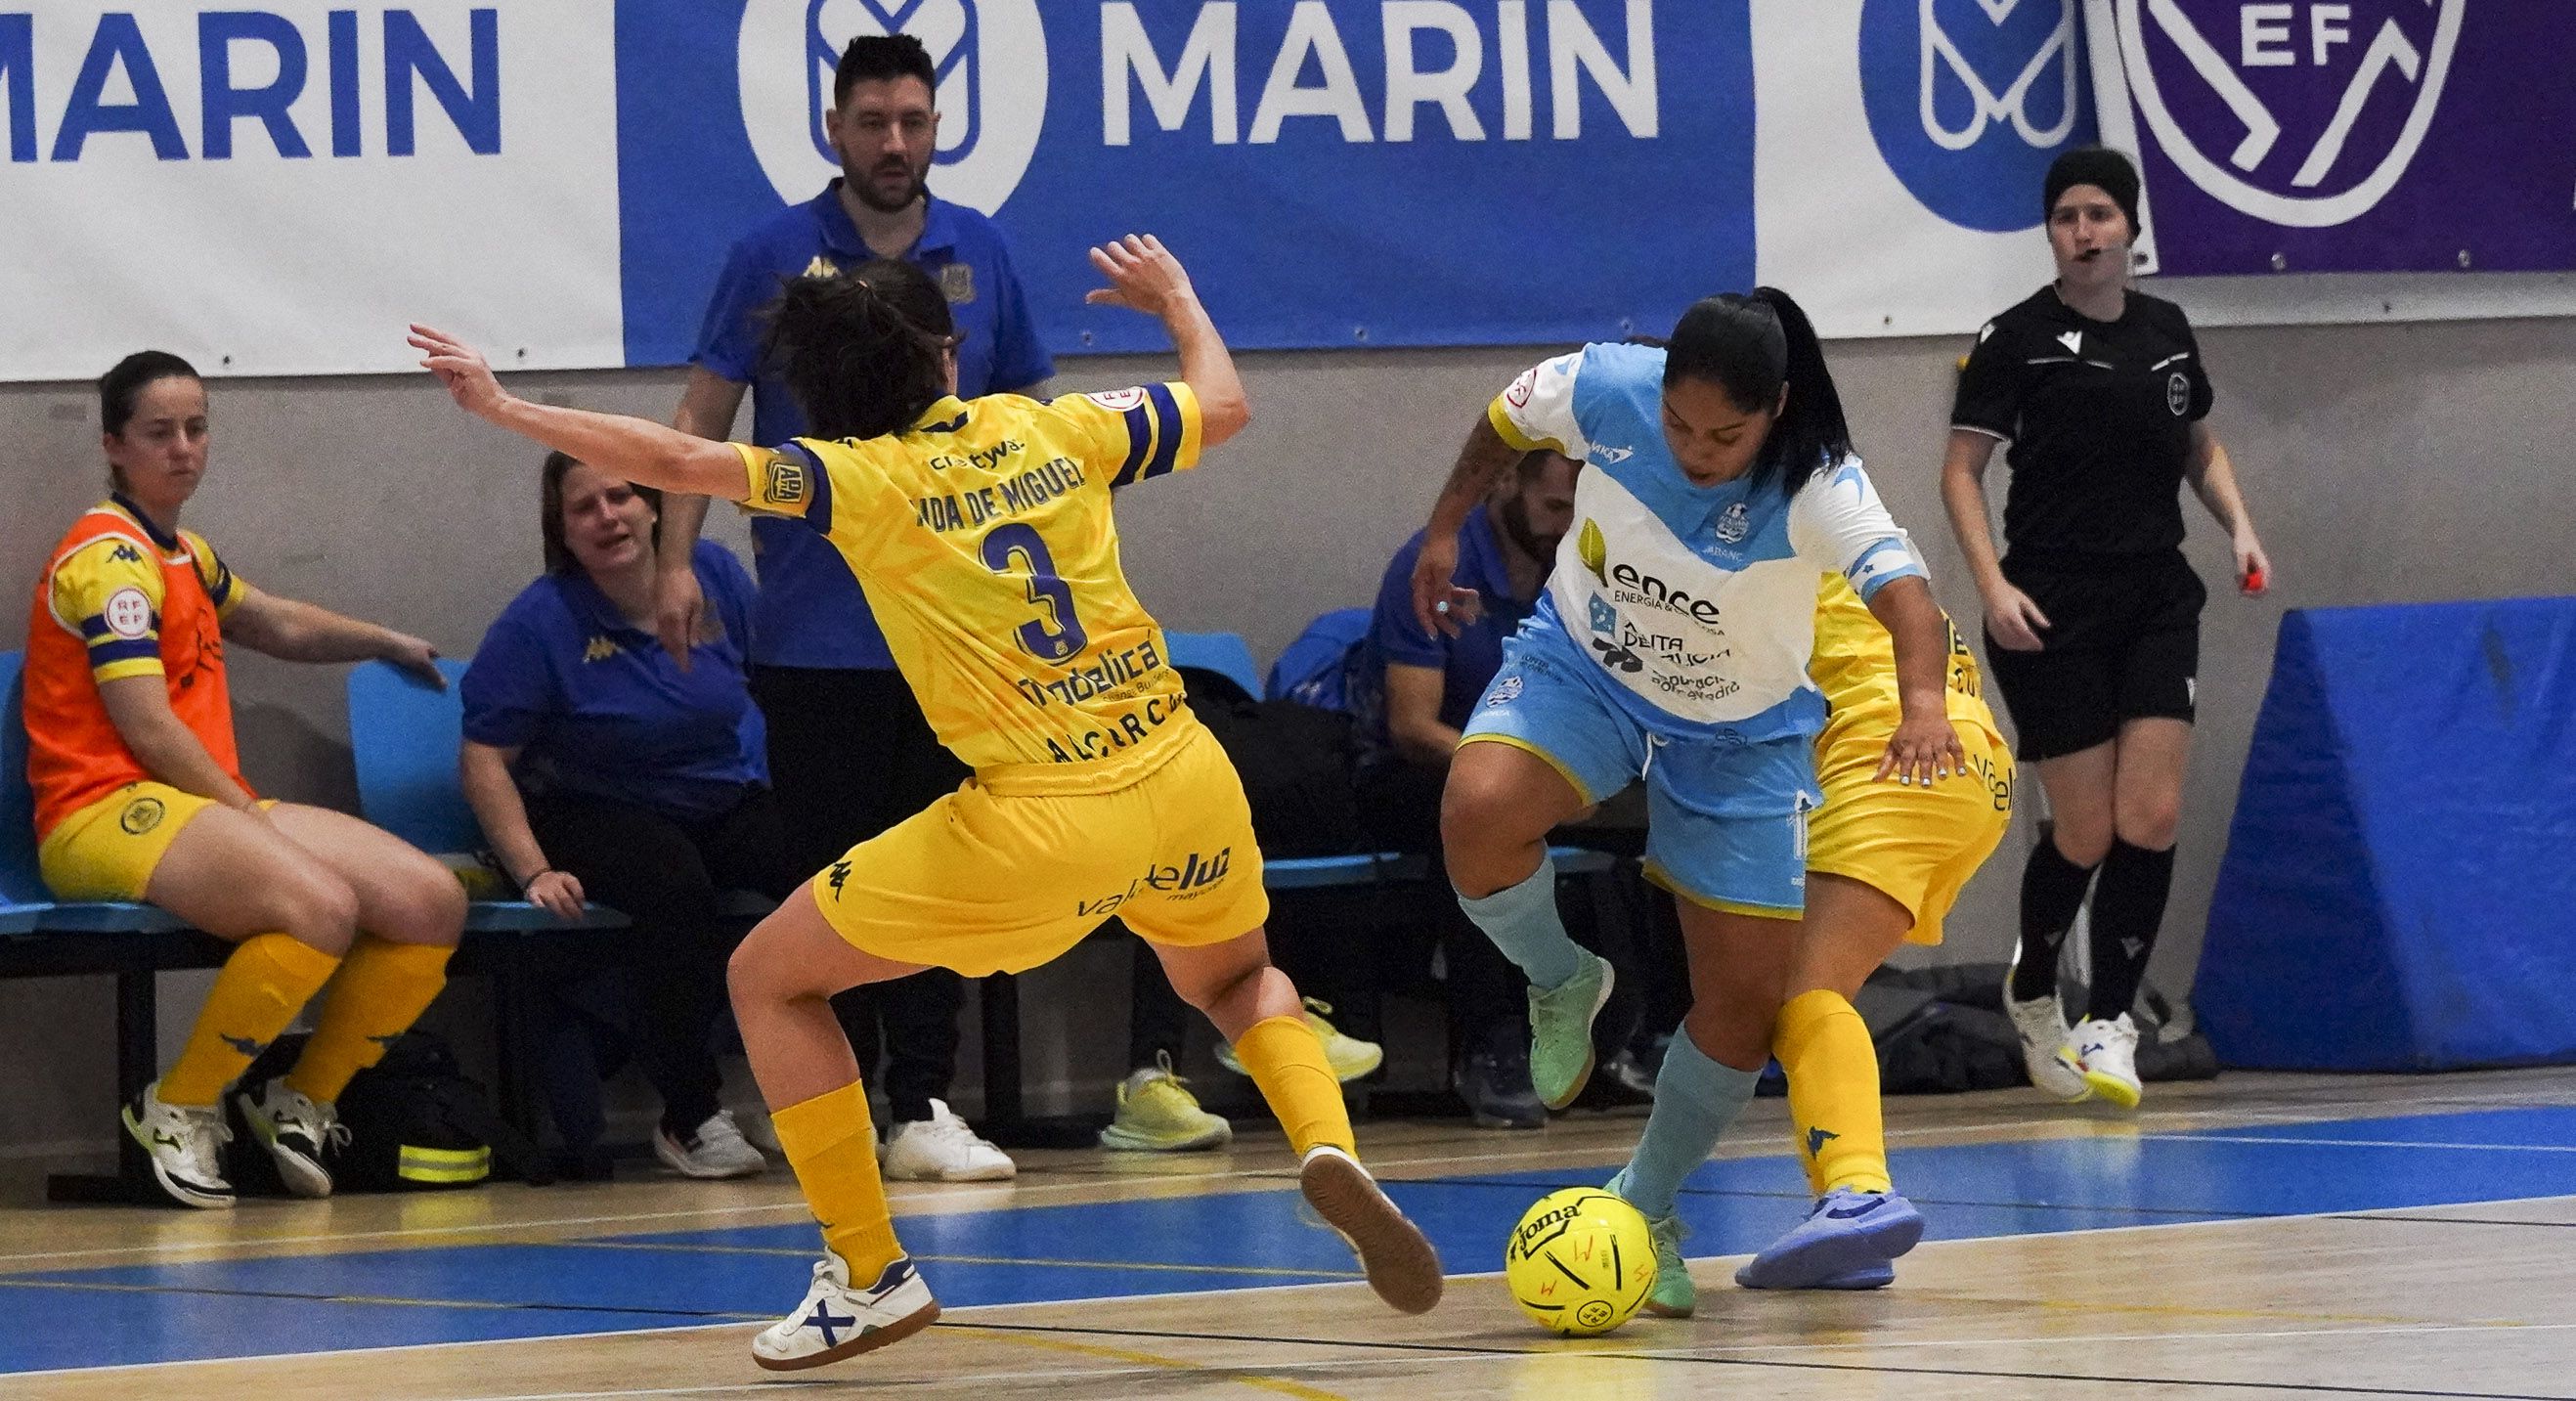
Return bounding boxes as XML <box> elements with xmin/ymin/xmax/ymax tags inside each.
<box><xmin>582</xmin><ymin>635</ymin><xmax>621</xmax><ymax>663</ymax></box>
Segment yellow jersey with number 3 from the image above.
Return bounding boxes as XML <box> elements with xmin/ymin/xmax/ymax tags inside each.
<box><xmin>735</xmin><ymin>385</ymin><xmax>1205</xmax><ymax>796</ymax></box>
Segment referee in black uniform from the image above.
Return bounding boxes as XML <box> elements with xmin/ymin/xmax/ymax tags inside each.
<box><xmin>1939</xmin><ymin>147</ymin><xmax>2272</xmax><ymax>1110</ymax></box>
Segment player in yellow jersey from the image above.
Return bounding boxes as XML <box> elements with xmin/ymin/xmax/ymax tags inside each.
<box><xmin>412</xmin><ymin>236</ymin><xmax>1441</xmax><ymax>1371</ymax></box>
<box><xmin>1703</xmin><ymin>579</ymin><xmax>2012</xmax><ymax>1301</ymax></box>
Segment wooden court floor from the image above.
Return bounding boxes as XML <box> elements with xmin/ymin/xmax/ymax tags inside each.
<box><xmin>4</xmin><ymin>1068</ymin><xmax>2572</xmax><ymax>1399</ymax></box>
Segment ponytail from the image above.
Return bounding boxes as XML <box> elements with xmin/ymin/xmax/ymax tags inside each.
<box><xmin>1664</xmin><ymin>286</ymin><xmax>1853</xmax><ymax>498</ymax></box>
<box><xmin>764</xmin><ymin>258</ymin><xmax>955</xmax><ymax>442</ymax></box>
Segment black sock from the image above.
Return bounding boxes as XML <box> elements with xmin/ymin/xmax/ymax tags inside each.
<box><xmin>2014</xmin><ymin>837</ymin><xmax>2098</xmax><ymax>1002</ymax></box>
<box><xmin>2086</xmin><ymin>839</ymin><xmax>2176</xmax><ymax>1022</ymax></box>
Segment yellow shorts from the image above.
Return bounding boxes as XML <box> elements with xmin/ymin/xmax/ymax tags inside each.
<box><xmin>37</xmin><ymin>782</ymin><xmax>226</xmax><ymax>902</ymax></box>
<box><xmin>1807</xmin><ymin>718</ymin><xmax>2014</xmax><ymax>945</ymax></box>
<box><xmin>808</xmin><ymin>722</ymin><xmax>1270</xmax><ymax>978</ymax></box>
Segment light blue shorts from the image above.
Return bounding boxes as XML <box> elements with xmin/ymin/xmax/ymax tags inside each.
<box><xmin>1461</xmin><ymin>624</ymin><xmax>1820</xmax><ymax>916</ymax></box>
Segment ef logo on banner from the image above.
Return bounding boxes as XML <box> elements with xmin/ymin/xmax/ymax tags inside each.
<box><xmin>1860</xmin><ymin>0</ymin><xmax>2090</xmax><ymax>232</ymax></box>
<box><xmin>734</xmin><ymin>0</ymin><xmax>1050</xmax><ymax>213</ymax></box>
<box><xmin>2109</xmin><ymin>0</ymin><xmax>2463</xmax><ymax>228</ymax></box>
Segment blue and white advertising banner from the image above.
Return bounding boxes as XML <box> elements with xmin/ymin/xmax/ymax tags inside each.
<box><xmin>0</xmin><ymin>2</ymin><xmax>624</xmax><ymax>379</ymax></box>
<box><xmin>2089</xmin><ymin>0</ymin><xmax>2576</xmax><ymax>277</ymax></box>
<box><xmin>9</xmin><ymin>2</ymin><xmax>2121</xmax><ymax>378</ymax></box>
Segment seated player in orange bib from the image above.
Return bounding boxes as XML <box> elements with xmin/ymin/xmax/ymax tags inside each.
<box><xmin>23</xmin><ymin>352</ymin><xmax>467</xmax><ymax>1208</ymax></box>
<box><xmin>413</xmin><ymin>237</ymin><xmax>1444</xmax><ymax>1370</ymax></box>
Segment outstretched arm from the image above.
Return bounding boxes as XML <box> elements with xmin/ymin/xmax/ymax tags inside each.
<box><xmin>411</xmin><ymin>326</ymin><xmax>751</xmax><ymax>501</ymax></box>
<box><xmin>1083</xmin><ymin>236</ymin><xmax>1248</xmax><ymax>448</ymax></box>
<box><xmin>224</xmin><ymin>591</ymin><xmax>443</xmax><ymax>684</ymax></box>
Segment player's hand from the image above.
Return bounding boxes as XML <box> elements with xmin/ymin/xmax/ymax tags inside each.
<box><xmin>1982</xmin><ymin>584</ymin><xmax>2051</xmax><ymax>652</ymax></box>
<box><xmin>1876</xmin><ymin>713</ymin><xmax>1966</xmax><ymax>786</ymax></box>
<box><xmin>523</xmin><ymin>869</ymin><xmax>586</xmax><ymax>923</ymax></box>
<box><xmin>408</xmin><ymin>325</ymin><xmax>511</xmax><ymax>419</ymax></box>
<box><xmin>1084</xmin><ymin>235</ymin><xmax>1198</xmax><ymax>319</ymax></box>
<box><xmin>1410</xmin><ymin>531</ymin><xmax>1480</xmax><ymax>637</ymax></box>
<box><xmin>2234</xmin><ymin>532</ymin><xmax>2273</xmax><ymax>596</ymax></box>
<box><xmin>383</xmin><ymin>632</ymin><xmax>445</xmax><ymax>688</ymax></box>
<box><xmin>652</xmin><ymin>564</ymin><xmax>704</xmax><ymax>673</ymax></box>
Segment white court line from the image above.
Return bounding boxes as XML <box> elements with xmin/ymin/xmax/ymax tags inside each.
<box><xmin>0</xmin><ymin>1117</ymin><xmax>2083</xmax><ymax>1271</ymax></box>
<box><xmin>4</xmin><ymin>1095</ymin><xmax>2561</xmax><ymax>1271</ymax></box>
<box><xmin>15</xmin><ymin>1192</ymin><xmax>2573</xmax><ymax>1384</ymax></box>
<box><xmin>427</xmin><ymin>1317</ymin><xmax>2576</xmax><ymax>1401</ymax></box>
<box><xmin>2137</xmin><ymin>1133</ymin><xmax>2576</xmax><ymax>1153</ymax></box>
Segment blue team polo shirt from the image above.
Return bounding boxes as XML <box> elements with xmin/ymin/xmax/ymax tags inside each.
<box><xmin>461</xmin><ymin>541</ymin><xmax>769</xmax><ymax>822</ymax></box>
<box><xmin>1353</xmin><ymin>503</ymin><xmax>1538</xmax><ymax>767</ymax></box>
<box><xmin>692</xmin><ymin>182</ymin><xmax>1056</xmax><ymax>670</ymax></box>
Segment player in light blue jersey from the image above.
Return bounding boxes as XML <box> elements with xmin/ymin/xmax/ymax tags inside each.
<box><xmin>1413</xmin><ymin>289</ymin><xmax>1966</xmax><ymax>1301</ymax></box>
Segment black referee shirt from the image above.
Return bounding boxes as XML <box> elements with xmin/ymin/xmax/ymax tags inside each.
<box><xmin>1952</xmin><ymin>285</ymin><xmax>2213</xmax><ymax>559</ymax></box>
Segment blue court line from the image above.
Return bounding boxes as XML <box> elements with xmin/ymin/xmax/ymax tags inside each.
<box><xmin>5</xmin><ymin>1105</ymin><xmax>2571</xmax><ymax>1377</ymax></box>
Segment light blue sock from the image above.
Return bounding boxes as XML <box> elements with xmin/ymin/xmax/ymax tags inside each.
<box><xmin>1455</xmin><ymin>854</ymin><xmax>1584</xmax><ymax>991</ymax></box>
<box><xmin>1616</xmin><ymin>1032</ymin><xmax>1761</xmax><ymax>1219</ymax></box>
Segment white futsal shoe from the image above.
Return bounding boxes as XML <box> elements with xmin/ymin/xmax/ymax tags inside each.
<box><xmin>2064</xmin><ymin>1014</ymin><xmax>2143</xmax><ymax>1110</ymax></box>
<box><xmin>1299</xmin><ymin>1144</ymin><xmax>1444</xmax><ymax>1314</ymax></box>
<box><xmin>123</xmin><ymin>1080</ymin><xmax>235</xmax><ymax>1209</ymax></box>
<box><xmin>237</xmin><ymin>1076</ymin><xmax>348</xmax><ymax>1198</ymax></box>
<box><xmin>654</xmin><ymin>1109</ymin><xmax>767</xmax><ymax>1179</ymax></box>
<box><xmin>879</xmin><ymin>1099</ymin><xmax>1015</xmax><ymax>1182</ymax></box>
<box><xmin>752</xmin><ymin>1252</ymin><xmax>939</xmax><ymax>1371</ymax></box>
<box><xmin>2002</xmin><ymin>948</ymin><xmax>2090</xmax><ymax>1102</ymax></box>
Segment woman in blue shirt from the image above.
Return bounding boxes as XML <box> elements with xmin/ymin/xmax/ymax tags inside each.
<box><xmin>460</xmin><ymin>453</ymin><xmax>797</xmax><ymax>1179</ymax></box>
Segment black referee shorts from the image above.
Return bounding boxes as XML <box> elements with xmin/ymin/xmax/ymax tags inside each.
<box><xmin>1983</xmin><ymin>550</ymin><xmax>2206</xmax><ymax>762</ymax></box>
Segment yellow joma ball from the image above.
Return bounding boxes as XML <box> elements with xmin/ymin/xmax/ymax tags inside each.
<box><xmin>1504</xmin><ymin>1187</ymin><xmax>1655</xmax><ymax>1335</ymax></box>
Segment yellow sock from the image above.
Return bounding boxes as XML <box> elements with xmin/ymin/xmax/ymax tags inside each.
<box><xmin>160</xmin><ymin>934</ymin><xmax>342</xmax><ymax>1107</ymax></box>
<box><xmin>771</xmin><ymin>1082</ymin><xmax>903</xmax><ymax>1281</ymax></box>
<box><xmin>1777</xmin><ymin>989</ymin><xmax>1893</xmax><ymax>1196</ymax></box>
<box><xmin>284</xmin><ymin>937</ymin><xmax>454</xmax><ymax>1104</ymax></box>
<box><xmin>1233</xmin><ymin>1014</ymin><xmax>1355</xmax><ymax>1157</ymax></box>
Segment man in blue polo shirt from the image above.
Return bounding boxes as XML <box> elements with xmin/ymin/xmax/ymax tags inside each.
<box><xmin>652</xmin><ymin>33</ymin><xmax>1049</xmax><ymax>1182</ymax></box>
<box><xmin>1351</xmin><ymin>449</ymin><xmax>1577</xmax><ymax>1130</ymax></box>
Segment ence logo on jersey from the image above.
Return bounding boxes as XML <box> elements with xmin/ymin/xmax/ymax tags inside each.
<box><xmin>1577</xmin><ymin>518</ymin><xmax>1725</xmax><ymax>628</ymax></box>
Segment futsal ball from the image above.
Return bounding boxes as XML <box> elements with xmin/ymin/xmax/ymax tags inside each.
<box><xmin>1504</xmin><ymin>1188</ymin><xmax>1655</xmax><ymax>1335</ymax></box>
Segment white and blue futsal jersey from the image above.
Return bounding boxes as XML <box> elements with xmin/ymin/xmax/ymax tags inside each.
<box><xmin>1487</xmin><ymin>341</ymin><xmax>1926</xmax><ymax>744</ymax></box>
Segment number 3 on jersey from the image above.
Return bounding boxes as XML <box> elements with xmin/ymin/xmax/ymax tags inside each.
<box><xmin>981</xmin><ymin>523</ymin><xmax>1088</xmax><ymax>663</ymax></box>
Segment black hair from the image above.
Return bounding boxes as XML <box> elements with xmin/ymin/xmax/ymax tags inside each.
<box><xmin>834</xmin><ymin>33</ymin><xmax>937</xmax><ymax>108</ymax></box>
<box><xmin>1662</xmin><ymin>287</ymin><xmax>1851</xmax><ymax>498</ymax></box>
<box><xmin>764</xmin><ymin>259</ymin><xmax>955</xmax><ymax>442</ymax></box>
<box><xmin>100</xmin><ymin>350</ymin><xmax>200</xmax><ymax>437</ymax></box>
<box><xmin>539</xmin><ymin>451</ymin><xmax>662</xmax><ymax>577</ymax></box>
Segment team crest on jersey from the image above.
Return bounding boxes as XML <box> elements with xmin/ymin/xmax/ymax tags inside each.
<box><xmin>1484</xmin><ymin>675</ymin><xmax>1524</xmax><ymax>709</ymax></box>
<box><xmin>1084</xmin><ymin>388</ymin><xmax>1148</xmax><ymax>412</ymax></box>
<box><xmin>119</xmin><ymin>796</ymin><xmax>166</xmax><ymax>836</ymax></box>
<box><xmin>1504</xmin><ymin>368</ymin><xmax>1538</xmax><ymax>409</ymax></box>
<box><xmin>103</xmin><ymin>587</ymin><xmax>153</xmax><ymax>639</ymax></box>
<box><xmin>1715</xmin><ymin>503</ymin><xmax>1753</xmax><ymax>546</ymax></box>
<box><xmin>2166</xmin><ymin>372</ymin><xmax>2191</xmax><ymax>416</ymax></box>
<box><xmin>939</xmin><ymin>263</ymin><xmax>977</xmax><ymax>304</ymax></box>
<box><xmin>765</xmin><ymin>457</ymin><xmax>808</xmax><ymax>504</ymax></box>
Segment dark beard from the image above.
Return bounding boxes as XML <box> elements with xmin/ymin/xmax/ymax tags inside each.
<box><xmin>1497</xmin><ymin>497</ymin><xmax>1561</xmax><ymax>572</ymax></box>
<box><xmin>845</xmin><ymin>162</ymin><xmax>928</xmax><ymax>214</ymax></box>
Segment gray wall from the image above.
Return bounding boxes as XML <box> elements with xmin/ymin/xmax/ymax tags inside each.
<box><xmin>5</xmin><ymin>313</ymin><xmax>2571</xmax><ymax>1158</ymax></box>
